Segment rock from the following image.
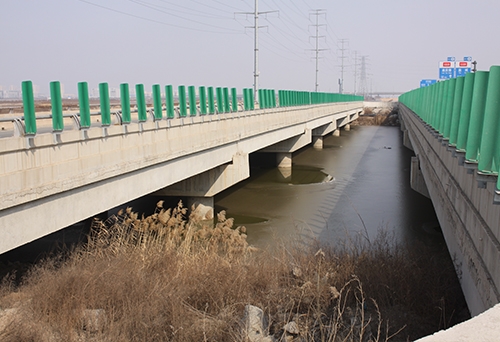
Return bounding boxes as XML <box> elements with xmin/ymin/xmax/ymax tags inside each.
<box><xmin>242</xmin><ymin>305</ymin><xmax>274</xmax><ymax>342</ymax></box>
<box><xmin>283</xmin><ymin>321</ymin><xmax>300</xmax><ymax>335</ymax></box>
<box><xmin>82</xmin><ymin>309</ymin><xmax>106</xmax><ymax>333</ymax></box>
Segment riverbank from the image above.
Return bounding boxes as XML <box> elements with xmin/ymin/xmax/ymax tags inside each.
<box><xmin>0</xmin><ymin>202</ymin><xmax>468</xmax><ymax>341</ymax></box>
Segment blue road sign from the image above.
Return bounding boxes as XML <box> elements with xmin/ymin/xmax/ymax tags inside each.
<box><xmin>447</xmin><ymin>56</ymin><xmax>456</xmax><ymax>62</ymax></box>
<box><xmin>420</xmin><ymin>79</ymin><xmax>437</xmax><ymax>88</ymax></box>
<box><xmin>464</xmin><ymin>56</ymin><xmax>472</xmax><ymax>62</ymax></box>
<box><xmin>439</xmin><ymin>61</ymin><xmax>455</xmax><ymax>79</ymax></box>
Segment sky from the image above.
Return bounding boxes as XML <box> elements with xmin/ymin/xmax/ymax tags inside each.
<box><xmin>1</xmin><ymin>0</ymin><xmax>500</xmax><ymax>97</ymax></box>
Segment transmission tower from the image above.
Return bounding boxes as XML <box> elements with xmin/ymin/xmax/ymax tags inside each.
<box><xmin>338</xmin><ymin>39</ymin><xmax>348</xmax><ymax>94</ymax></box>
<box><xmin>353</xmin><ymin>50</ymin><xmax>358</xmax><ymax>95</ymax></box>
<box><xmin>359</xmin><ymin>55</ymin><xmax>369</xmax><ymax>98</ymax></box>
<box><xmin>309</xmin><ymin>9</ymin><xmax>327</xmax><ymax>92</ymax></box>
<box><xmin>236</xmin><ymin>0</ymin><xmax>277</xmax><ymax>100</ymax></box>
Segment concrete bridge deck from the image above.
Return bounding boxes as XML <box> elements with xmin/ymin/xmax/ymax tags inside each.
<box><xmin>0</xmin><ymin>102</ymin><xmax>362</xmax><ymax>254</ymax></box>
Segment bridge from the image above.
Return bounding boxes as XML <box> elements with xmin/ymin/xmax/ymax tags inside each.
<box><xmin>0</xmin><ymin>80</ymin><xmax>363</xmax><ymax>255</ymax></box>
<box><xmin>399</xmin><ymin>65</ymin><xmax>500</xmax><ymax>319</ymax></box>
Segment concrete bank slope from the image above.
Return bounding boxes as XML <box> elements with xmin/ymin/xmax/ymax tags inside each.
<box><xmin>417</xmin><ymin>303</ymin><xmax>500</xmax><ymax>342</ymax></box>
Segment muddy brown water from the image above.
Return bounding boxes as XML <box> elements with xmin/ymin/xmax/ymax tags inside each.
<box><xmin>215</xmin><ymin>125</ymin><xmax>441</xmax><ymax>248</ymax></box>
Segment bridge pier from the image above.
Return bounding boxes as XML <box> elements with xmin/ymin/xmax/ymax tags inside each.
<box><xmin>276</xmin><ymin>152</ymin><xmax>292</xmax><ymax>169</ymax></box>
<box><xmin>154</xmin><ymin>153</ymin><xmax>250</xmax><ymax>219</ymax></box>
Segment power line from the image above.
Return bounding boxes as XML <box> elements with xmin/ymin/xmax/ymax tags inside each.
<box><xmin>77</xmin><ymin>0</ymin><xmax>242</xmax><ymax>34</ymax></box>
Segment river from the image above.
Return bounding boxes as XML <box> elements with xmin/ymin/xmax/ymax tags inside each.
<box><xmin>215</xmin><ymin>125</ymin><xmax>440</xmax><ymax>248</ymax></box>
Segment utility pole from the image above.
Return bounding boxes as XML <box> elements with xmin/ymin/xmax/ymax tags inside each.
<box><xmin>338</xmin><ymin>39</ymin><xmax>348</xmax><ymax>94</ymax></box>
<box><xmin>309</xmin><ymin>9</ymin><xmax>327</xmax><ymax>92</ymax></box>
<box><xmin>236</xmin><ymin>0</ymin><xmax>277</xmax><ymax>100</ymax></box>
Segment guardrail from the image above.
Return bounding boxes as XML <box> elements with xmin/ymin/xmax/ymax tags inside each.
<box><xmin>11</xmin><ymin>80</ymin><xmax>363</xmax><ymax>138</ymax></box>
<box><xmin>399</xmin><ymin>65</ymin><xmax>500</xmax><ymax>198</ymax></box>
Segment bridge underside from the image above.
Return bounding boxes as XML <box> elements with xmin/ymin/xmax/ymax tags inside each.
<box><xmin>400</xmin><ymin>104</ymin><xmax>500</xmax><ymax>316</ymax></box>
<box><xmin>0</xmin><ymin>104</ymin><xmax>361</xmax><ymax>254</ymax></box>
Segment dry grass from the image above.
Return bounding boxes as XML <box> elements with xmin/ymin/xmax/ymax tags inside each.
<box><xmin>0</xmin><ymin>201</ymin><xmax>467</xmax><ymax>341</ymax></box>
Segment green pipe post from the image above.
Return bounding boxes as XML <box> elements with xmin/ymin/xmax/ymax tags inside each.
<box><xmin>50</xmin><ymin>81</ymin><xmax>64</xmax><ymax>131</ymax></box>
<box><xmin>457</xmin><ymin>72</ymin><xmax>476</xmax><ymax>152</ymax></box>
<box><xmin>188</xmin><ymin>85</ymin><xmax>197</xmax><ymax>116</ymax></box>
<box><xmin>99</xmin><ymin>83</ymin><xmax>111</xmax><ymax>126</ymax></box>
<box><xmin>223</xmin><ymin>87</ymin><xmax>230</xmax><ymax>113</ymax></box>
<box><xmin>136</xmin><ymin>84</ymin><xmax>147</xmax><ymax>122</ymax></box>
<box><xmin>152</xmin><ymin>84</ymin><xmax>163</xmax><ymax>120</ymax></box>
<box><xmin>465</xmin><ymin>71</ymin><xmax>489</xmax><ymax>162</ymax></box>
<box><xmin>207</xmin><ymin>86</ymin><xmax>215</xmax><ymax>114</ymax></box>
<box><xmin>120</xmin><ymin>83</ymin><xmax>131</xmax><ymax>124</ymax></box>
<box><xmin>243</xmin><ymin>88</ymin><xmax>249</xmax><ymax>111</ymax></box>
<box><xmin>165</xmin><ymin>85</ymin><xmax>175</xmax><ymax>119</ymax></box>
<box><xmin>178</xmin><ymin>85</ymin><xmax>187</xmax><ymax>117</ymax></box>
<box><xmin>250</xmin><ymin>90</ymin><xmax>255</xmax><ymax>110</ymax></box>
<box><xmin>449</xmin><ymin>77</ymin><xmax>465</xmax><ymax>146</ymax></box>
<box><xmin>258</xmin><ymin>89</ymin><xmax>264</xmax><ymax>109</ymax></box>
<box><xmin>78</xmin><ymin>82</ymin><xmax>91</xmax><ymax>128</ymax></box>
<box><xmin>21</xmin><ymin>80</ymin><xmax>37</xmax><ymax>135</ymax></box>
<box><xmin>199</xmin><ymin>86</ymin><xmax>207</xmax><ymax>115</ymax></box>
<box><xmin>442</xmin><ymin>78</ymin><xmax>456</xmax><ymax>139</ymax></box>
<box><xmin>216</xmin><ymin>87</ymin><xmax>223</xmax><ymax>113</ymax></box>
<box><xmin>231</xmin><ymin>87</ymin><xmax>238</xmax><ymax>112</ymax></box>
<box><xmin>478</xmin><ymin>66</ymin><xmax>500</xmax><ymax>174</ymax></box>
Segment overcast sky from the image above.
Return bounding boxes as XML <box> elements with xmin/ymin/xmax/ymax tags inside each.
<box><xmin>2</xmin><ymin>0</ymin><xmax>499</xmax><ymax>96</ymax></box>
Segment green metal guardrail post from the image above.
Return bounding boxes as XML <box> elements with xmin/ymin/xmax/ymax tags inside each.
<box><xmin>478</xmin><ymin>66</ymin><xmax>500</xmax><ymax>174</ymax></box>
<box><xmin>188</xmin><ymin>85</ymin><xmax>197</xmax><ymax>116</ymax></box>
<box><xmin>49</xmin><ymin>81</ymin><xmax>64</xmax><ymax>131</ymax></box>
<box><xmin>136</xmin><ymin>84</ymin><xmax>147</xmax><ymax>122</ymax></box>
<box><xmin>449</xmin><ymin>77</ymin><xmax>465</xmax><ymax>146</ymax></box>
<box><xmin>465</xmin><ymin>71</ymin><xmax>489</xmax><ymax>163</ymax></box>
<box><xmin>231</xmin><ymin>87</ymin><xmax>238</xmax><ymax>112</ymax></box>
<box><xmin>223</xmin><ymin>87</ymin><xmax>230</xmax><ymax>113</ymax></box>
<box><xmin>178</xmin><ymin>85</ymin><xmax>187</xmax><ymax>117</ymax></box>
<box><xmin>456</xmin><ymin>73</ymin><xmax>476</xmax><ymax>152</ymax></box>
<box><xmin>442</xmin><ymin>78</ymin><xmax>457</xmax><ymax>139</ymax></box>
<box><xmin>152</xmin><ymin>84</ymin><xmax>163</xmax><ymax>120</ymax></box>
<box><xmin>207</xmin><ymin>86</ymin><xmax>215</xmax><ymax>114</ymax></box>
<box><xmin>250</xmin><ymin>90</ymin><xmax>255</xmax><ymax>110</ymax></box>
<box><xmin>78</xmin><ymin>82</ymin><xmax>91</xmax><ymax>129</ymax></box>
<box><xmin>21</xmin><ymin>80</ymin><xmax>37</xmax><ymax>135</ymax></box>
<box><xmin>78</xmin><ymin>82</ymin><xmax>91</xmax><ymax>128</ymax></box>
<box><xmin>199</xmin><ymin>86</ymin><xmax>207</xmax><ymax>115</ymax></box>
<box><xmin>258</xmin><ymin>89</ymin><xmax>264</xmax><ymax>109</ymax></box>
<box><xmin>120</xmin><ymin>83</ymin><xmax>131</xmax><ymax>124</ymax></box>
<box><xmin>216</xmin><ymin>87</ymin><xmax>223</xmax><ymax>113</ymax></box>
<box><xmin>99</xmin><ymin>83</ymin><xmax>111</xmax><ymax>126</ymax></box>
<box><xmin>243</xmin><ymin>88</ymin><xmax>249</xmax><ymax>111</ymax></box>
<box><xmin>165</xmin><ymin>85</ymin><xmax>175</xmax><ymax>119</ymax></box>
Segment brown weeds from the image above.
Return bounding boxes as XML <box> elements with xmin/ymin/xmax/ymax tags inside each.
<box><xmin>0</xmin><ymin>202</ymin><xmax>466</xmax><ymax>341</ymax></box>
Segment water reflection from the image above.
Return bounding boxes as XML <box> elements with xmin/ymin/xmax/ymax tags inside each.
<box><xmin>215</xmin><ymin>126</ymin><xmax>440</xmax><ymax>248</ymax></box>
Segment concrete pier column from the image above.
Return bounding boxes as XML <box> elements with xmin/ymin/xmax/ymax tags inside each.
<box><xmin>313</xmin><ymin>136</ymin><xmax>323</xmax><ymax>149</ymax></box>
<box><xmin>276</xmin><ymin>152</ymin><xmax>292</xmax><ymax>169</ymax></box>
<box><xmin>187</xmin><ymin>197</ymin><xmax>214</xmax><ymax>221</ymax></box>
<box><xmin>344</xmin><ymin>124</ymin><xmax>351</xmax><ymax>131</ymax></box>
<box><xmin>333</xmin><ymin>129</ymin><xmax>340</xmax><ymax>137</ymax></box>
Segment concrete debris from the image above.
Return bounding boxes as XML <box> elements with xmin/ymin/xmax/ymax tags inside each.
<box><xmin>242</xmin><ymin>304</ymin><xmax>274</xmax><ymax>342</ymax></box>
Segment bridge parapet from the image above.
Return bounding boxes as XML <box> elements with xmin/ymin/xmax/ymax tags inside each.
<box><xmin>399</xmin><ymin>67</ymin><xmax>500</xmax><ymax>316</ymax></box>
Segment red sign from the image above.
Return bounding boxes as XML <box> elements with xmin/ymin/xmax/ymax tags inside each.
<box><xmin>459</xmin><ymin>62</ymin><xmax>468</xmax><ymax>67</ymax></box>
<box><xmin>443</xmin><ymin>62</ymin><xmax>452</xmax><ymax>67</ymax></box>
